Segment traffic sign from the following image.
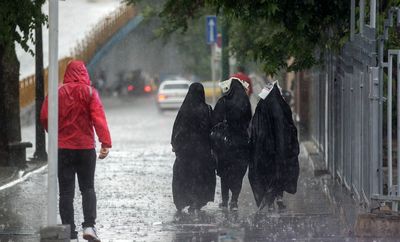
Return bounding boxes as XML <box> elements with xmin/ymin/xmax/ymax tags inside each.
<box><xmin>206</xmin><ymin>16</ymin><xmax>217</xmax><ymax>44</ymax></box>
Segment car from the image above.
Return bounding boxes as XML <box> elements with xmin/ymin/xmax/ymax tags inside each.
<box><xmin>156</xmin><ymin>80</ymin><xmax>192</xmax><ymax>111</ymax></box>
<box><xmin>111</xmin><ymin>69</ymin><xmax>154</xmax><ymax>97</ymax></box>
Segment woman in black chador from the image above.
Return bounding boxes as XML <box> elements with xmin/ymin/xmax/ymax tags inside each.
<box><xmin>249</xmin><ymin>83</ymin><xmax>300</xmax><ymax>211</ymax></box>
<box><xmin>213</xmin><ymin>79</ymin><xmax>252</xmax><ymax>211</ymax></box>
<box><xmin>171</xmin><ymin>83</ymin><xmax>216</xmax><ymax>213</ymax></box>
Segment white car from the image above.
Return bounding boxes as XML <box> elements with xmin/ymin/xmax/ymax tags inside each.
<box><xmin>157</xmin><ymin>80</ymin><xmax>191</xmax><ymax>110</ymax></box>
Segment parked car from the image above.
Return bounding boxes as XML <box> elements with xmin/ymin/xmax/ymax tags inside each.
<box><xmin>156</xmin><ymin>80</ymin><xmax>191</xmax><ymax>111</ymax></box>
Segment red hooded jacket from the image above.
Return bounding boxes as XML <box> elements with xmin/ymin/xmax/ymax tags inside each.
<box><xmin>40</xmin><ymin>61</ymin><xmax>112</xmax><ymax>149</ymax></box>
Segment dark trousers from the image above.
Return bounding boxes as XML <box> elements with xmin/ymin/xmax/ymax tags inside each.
<box><xmin>58</xmin><ymin>149</ymin><xmax>97</xmax><ymax>239</ymax></box>
<box><xmin>221</xmin><ymin>174</ymin><xmax>244</xmax><ymax>204</ymax></box>
<box><xmin>218</xmin><ymin>153</ymin><xmax>248</xmax><ymax>205</ymax></box>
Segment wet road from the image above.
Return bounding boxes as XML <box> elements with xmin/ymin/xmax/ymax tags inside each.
<box><xmin>0</xmin><ymin>95</ymin><xmax>376</xmax><ymax>241</ymax></box>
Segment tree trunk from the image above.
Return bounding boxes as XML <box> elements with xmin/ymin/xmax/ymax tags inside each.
<box><xmin>0</xmin><ymin>42</ymin><xmax>22</xmax><ymax>166</ymax></box>
<box><xmin>0</xmin><ymin>44</ymin><xmax>8</xmax><ymax>165</ymax></box>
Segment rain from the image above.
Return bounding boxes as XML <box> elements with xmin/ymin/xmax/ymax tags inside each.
<box><xmin>0</xmin><ymin>0</ymin><xmax>400</xmax><ymax>242</ymax></box>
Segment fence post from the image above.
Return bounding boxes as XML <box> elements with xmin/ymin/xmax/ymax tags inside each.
<box><xmin>388</xmin><ymin>54</ymin><xmax>393</xmax><ymax>190</ymax></box>
<box><xmin>369</xmin><ymin>67</ymin><xmax>380</xmax><ymax>197</ymax></box>
<box><xmin>351</xmin><ymin>0</ymin><xmax>355</xmax><ymax>41</ymax></box>
<box><xmin>360</xmin><ymin>0</ymin><xmax>365</xmax><ymax>35</ymax></box>
<box><xmin>397</xmin><ymin>52</ymin><xmax>400</xmax><ymax>200</ymax></box>
<box><xmin>370</xmin><ymin>0</ymin><xmax>376</xmax><ymax>28</ymax></box>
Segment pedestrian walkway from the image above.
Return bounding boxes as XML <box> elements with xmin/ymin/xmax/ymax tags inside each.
<box><xmin>0</xmin><ymin>161</ymin><xmax>46</xmax><ymax>191</ymax></box>
<box><xmin>165</xmin><ymin>144</ymin><xmax>348</xmax><ymax>241</ymax></box>
<box><xmin>2</xmin><ymin>96</ymin><xmax>394</xmax><ymax>241</ymax></box>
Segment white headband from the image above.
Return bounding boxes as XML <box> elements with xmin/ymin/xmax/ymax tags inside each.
<box><xmin>258</xmin><ymin>81</ymin><xmax>281</xmax><ymax>100</ymax></box>
<box><xmin>219</xmin><ymin>77</ymin><xmax>249</xmax><ymax>93</ymax></box>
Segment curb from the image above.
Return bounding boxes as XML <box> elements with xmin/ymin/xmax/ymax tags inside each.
<box><xmin>0</xmin><ymin>163</ymin><xmax>48</xmax><ymax>191</ymax></box>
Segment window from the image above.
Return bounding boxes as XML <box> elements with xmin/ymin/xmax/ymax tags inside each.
<box><xmin>163</xmin><ymin>84</ymin><xmax>189</xmax><ymax>90</ymax></box>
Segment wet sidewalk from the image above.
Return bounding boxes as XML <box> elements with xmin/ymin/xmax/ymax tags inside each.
<box><xmin>160</xmin><ymin>143</ymin><xmax>349</xmax><ymax>242</ymax></box>
<box><xmin>0</xmin><ymin>96</ymin><xmax>378</xmax><ymax>242</ymax></box>
<box><xmin>0</xmin><ymin>161</ymin><xmax>46</xmax><ymax>191</ymax></box>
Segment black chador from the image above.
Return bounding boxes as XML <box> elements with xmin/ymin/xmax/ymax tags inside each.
<box><xmin>171</xmin><ymin>83</ymin><xmax>216</xmax><ymax>212</ymax></box>
<box><xmin>249</xmin><ymin>83</ymin><xmax>300</xmax><ymax>210</ymax></box>
<box><xmin>213</xmin><ymin>79</ymin><xmax>252</xmax><ymax>210</ymax></box>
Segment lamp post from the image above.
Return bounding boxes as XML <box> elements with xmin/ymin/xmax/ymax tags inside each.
<box><xmin>47</xmin><ymin>0</ymin><xmax>59</xmax><ymax>226</ymax></box>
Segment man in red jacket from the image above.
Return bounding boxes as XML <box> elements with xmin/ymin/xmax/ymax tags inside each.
<box><xmin>231</xmin><ymin>66</ymin><xmax>253</xmax><ymax>96</ymax></box>
<box><xmin>41</xmin><ymin>60</ymin><xmax>111</xmax><ymax>242</ymax></box>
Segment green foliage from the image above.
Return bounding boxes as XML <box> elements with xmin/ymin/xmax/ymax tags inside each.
<box><xmin>126</xmin><ymin>0</ymin><xmax>351</xmax><ymax>74</ymax></box>
<box><xmin>124</xmin><ymin>0</ymin><xmax>400</xmax><ymax>75</ymax></box>
<box><xmin>172</xmin><ymin>18</ymin><xmax>211</xmax><ymax>79</ymax></box>
<box><xmin>0</xmin><ymin>0</ymin><xmax>46</xmax><ymax>54</ymax></box>
<box><xmin>124</xmin><ymin>0</ymin><xmax>211</xmax><ymax>79</ymax></box>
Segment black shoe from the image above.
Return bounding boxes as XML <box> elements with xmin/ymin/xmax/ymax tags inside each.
<box><xmin>219</xmin><ymin>201</ymin><xmax>228</xmax><ymax>209</ymax></box>
<box><xmin>188</xmin><ymin>206</ymin><xmax>195</xmax><ymax>213</ymax></box>
<box><xmin>276</xmin><ymin>199</ymin><xmax>286</xmax><ymax>210</ymax></box>
<box><xmin>258</xmin><ymin>197</ymin><xmax>268</xmax><ymax>211</ymax></box>
<box><xmin>230</xmin><ymin>202</ymin><xmax>238</xmax><ymax>211</ymax></box>
<box><xmin>268</xmin><ymin>202</ymin><xmax>275</xmax><ymax>212</ymax></box>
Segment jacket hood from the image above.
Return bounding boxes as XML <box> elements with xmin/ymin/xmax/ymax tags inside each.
<box><xmin>63</xmin><ymin>60</ymin><xmax>91</xmax><ymax>85</ymax></box>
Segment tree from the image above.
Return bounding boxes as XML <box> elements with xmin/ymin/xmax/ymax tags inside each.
<box><xmin>125</xmin><ymin>0</ymin><xmax>351</xmax><ymax>74</ymax></box>
<box><xmin>128</xmin><ymin>0</ymin><xmax>211</xmax><ymax>79</ymax></box>
<box><xmin>0</xmin><ymin>0</ymin><xmax>46</xmax><ymax>165</ymax></box>
<box><xmin>126</xmin><ymin>1</ymin><xmax>400</xmax><ymax>75</ymax></box>
<box><xmin>172</xmin><ymin>18</ymin><xmax>211</xmax><ymax>80</ymax></box>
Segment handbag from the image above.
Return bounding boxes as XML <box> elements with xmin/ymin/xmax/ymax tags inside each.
<box><xmin>210</xmin><ymin>120</ymin><xmax>231</xmax><ymax>152</ymax></box>
<box><xmin>210</xmin><ymin>99</ymin><xmax>231</xmax><ymax>152</ymax></box>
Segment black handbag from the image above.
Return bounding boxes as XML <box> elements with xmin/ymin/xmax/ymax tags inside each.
<box><xmin>210</xmin><ymin>120</ymin><xmax>231</xmax><ymax>151</ymax></box>
<box><xmin>210</xmin><ymin>99</ymin><xmax>231</xmax><ymax>152</ymax></box>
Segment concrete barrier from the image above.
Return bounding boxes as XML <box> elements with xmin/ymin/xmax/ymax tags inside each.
<box><xmin>355</xmin><ymin>212</ymin><xmax>400</xmax><ymax>238</ymax></box>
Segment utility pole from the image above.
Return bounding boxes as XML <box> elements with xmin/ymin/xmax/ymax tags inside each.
<box><xmin>210</xmin><ymin>43</ymin><xmax>217</xmax><ymax>105</ymax></box>
<box><xmin>33</xmin><ymin>0</ymin><xmax>47</xmax><ymax>162</ymax></box>
<box><xmin>206</xmin><ymin>15</ymin><xmax>218</xmax><ymax>105</ymax></box>
<box><xmin>48</xmin><ymin>0</ymin><xmax>59</xmax><ymax>226</ymax></box>
<box><xmin>221</xmin><ymin>16</ymin><xmax>230</xmax><ymax>81</ymax></box>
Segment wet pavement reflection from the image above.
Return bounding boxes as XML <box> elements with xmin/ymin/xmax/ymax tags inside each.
<box><xmin>0</xmin><ymin>96</ymin><xmax>397</xmax><ymax>241</ymax></box>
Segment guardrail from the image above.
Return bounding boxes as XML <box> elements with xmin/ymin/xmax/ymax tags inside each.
<box><xmin>20</xmin><ymin>57</ymin><xmax>72</xmax><ymax>109</ymax></box>
<box><xmin>72</xmin><ymin>5</ymin><xmax>136</xmax><ymax>63</ymax></box>
<box><xmin>19</xmin><ymin>4</ymin><xmax>137</xmax><ymax>110</ymax></box>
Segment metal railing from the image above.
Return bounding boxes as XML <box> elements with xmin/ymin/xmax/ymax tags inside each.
<box><xmin>19</xmin><ymin>4</ymin><xmax>137</xmax><ymax>110</ymax></box>
<box><xmin>19</xmin><ymin>57</ymin><xmax>72</xmax><ymax>109</ymax></box>
<box><xmin>372</xmin><ymin>7</ymin><xmax>400</xmax><ymax>210</ymax></box>
<box><xmin>71</xmin><ymin>5</ymin><xmax>136</xmax><ymax>63</ymax></box>
<box><xmin>308</xmin><ymin>2</ymin><xmax>400</xmax><ymax>210</ymax></box>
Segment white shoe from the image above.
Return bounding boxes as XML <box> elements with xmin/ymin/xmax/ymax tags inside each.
<box><xmin>82</xmin><ymin>227</ymin><xmax>101</xmax><ymax>242</ymax></box>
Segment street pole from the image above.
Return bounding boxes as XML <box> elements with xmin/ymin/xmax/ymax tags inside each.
<box><xmin>360</xmin><ymin>0</ymin><xmax>365</xmax><ymax>35</ymax></box>
<box><xmin>33</xmin><ymin>0</ymin><xmax>47</xmax><ymax>162</ymax></box>
<box><xmin>350</xmin><ymin>0</ymin><xmax>355</xmax><ymax>41</ymax></box>
<box><xmin>221</xmin><ymin>17</ymin><xmax>230</xmax><ymax>81</ymax></box>
<box><xmin>211</xmin><ymin>43</ymin><xmax>216</xmax><ymax>105</ymax></box>
<box><xmin>48</xmin><ymin>0</ymin><xmax>59</xmax><ymax>226</ymax></box>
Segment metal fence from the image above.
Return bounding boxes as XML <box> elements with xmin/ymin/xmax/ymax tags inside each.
<box><xmin>19</xmin><ymin>57</ymin><xmax>72</xmax><ymax>109</ymax></box>
<box><xmin>308</xmin><ymin>1</ymin><xmax>400</xmax><ymax>210</ymax></box>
